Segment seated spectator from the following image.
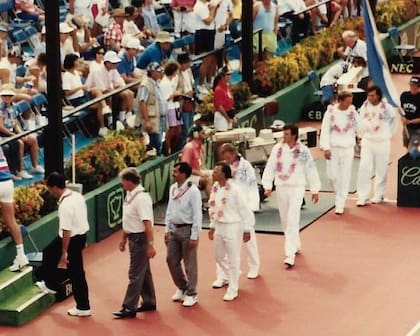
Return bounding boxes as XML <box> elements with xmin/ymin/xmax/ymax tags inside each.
<box><xmin>131</xmin><ymin>0</ymin><xmax>155</xmax><ymax>45</ymax></box>
<box><xmin>85</xmin><ymin>50</ymin><xmax>134</xmax><ymax>126</ymax></box>
<box><xmin>34</xmin><ymin>25</ymin><xmax>46</xmax><ymax>57</ymax></box>
<box><xmin>89</xmin><ymin>46</ymin><xmax>106</xmax><ymax>73</ymax></box>
<box><xmin>137</xmin><ymin>31</ymin><xmax>173</xmax><ymax>69</ymax></box>
<box><xmin>70</xmin><ymin>15</ymin><xmax>99</xmax><ymax>56</ymax></box>
<box><xmin>90</xmin><ymin>0</ymin><xmax>110</xmax><ymax>37</ymax></box>
<box><xmin>0</xmin><ymin>22</ymin><xmax>9</xmax><ymax>58</ymax></box>
<box><xmin>0</xmin><ymin>85</ymin><xmax>44</xmax><ymax>179</ymax></box>
<box><xmin>25</xmin><ymin>52</ymin><xmax>47</xmax><ymax>94</ymax></box>
<box><xmin>14</xmin><ymin>0</ymin><xmax>45</xmax><ymax>22</ymax></box>
<box><xmin>63</xmin><ymin>53</ymin><xmax>112</xmax><ymax>137</ymax></box>
<box><xmin>60</xmin><ymin>22</ymin><xmax>80</xmax><ymax>65</ymax></box>
<box><xmin>277</xmin><ymin>0</ymin><xmax>310</xmax><ymax>45</ymax></box>
<box><xmin>117</xmin><ymin>37</ymin><xmax>145</xmax><ymax>89</ymax></box>
<box><xmin>105</xmin><ymin>8</ymin><xmax>127</xmax><ymax>52</ymax></box>
<box><xmin>143</xmin><ymin>0</ymin><xmax>160</xmax><ymax>35</ymax></box>
<box><xmin>336</xmin><ymin>30</ymin><xmax>368</xmax><ymax>79</ymax></box>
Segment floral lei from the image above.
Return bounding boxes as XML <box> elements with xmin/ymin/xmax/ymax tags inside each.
<box><xmin>171</xmin><ymin>181</ymin><xmax>192</xmax><ymax>200</ymax></box>
<box><xmin>208</xmin><ymin>180</ymin><xmax>231</xmax><ymax>221</ymax></box>
<box><xmin>362</xmin><ymin>100</ymin><xmax>386</xmax><ymax>132</ymax></box>
<box><xmin>231</xmin><ymin>159</ymin><xmax>240</xmax><ymax>178</ymax></box>
<box><xmin>329</xmin><ymin>105</ymin><xmax>356</xmax><ymax>133</ymax></box>
<box><xmin>276</xmin><ymin>142</ymin><xmax>301</xmax><ymax>181</ymax></box>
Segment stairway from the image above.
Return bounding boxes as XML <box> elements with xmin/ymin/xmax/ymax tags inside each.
<box><xmin>0</xmin><ymin>265</ymin><xmax>55</xmax><ymax>326</ymax></box>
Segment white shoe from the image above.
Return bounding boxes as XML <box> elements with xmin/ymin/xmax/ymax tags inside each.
<box><xmin>171</xmin><ymin>288</ymin><xmax>185</xmax><ymax>302</ymax></box>
<box><xmin>17</xmin><ymin>170</ymin><xmax>33</xmax><ymax>179</ymax></box>
<box><xmin>182</xmin><ymin>295</ymin><xmax>198</xmax><ymax>307</ymax></box>
<box><xmin>9</xmin><ymin>255</ymin><xmax>29</xmax><ymax>272</ymax></box>
<box><xmin>12</xmin><ymin>174</ymin><xmax>22</xmax><ymax>181</ymax></box>
<box><xmin>223</xmin><ymin>290</ymin><xmax>238</xmax><ymax>301</ymax></box>
<box><xmin>335</xmin><ymin>207</ymin><xmax>344</xmax><ymax>215</ymax></box>
<box><xmin>212</xmin><ymin>278</ymin><xmax>228</xmax><ymax>289</ymax></box>
<box><xmin>197</xmin><ymin>84</ymin><xmax>209</xmax><ymax>94</ymax></box>
<box><xmin>116</xmin><ymin>120</ymin><xmax>125</xmax><ymax>131</ymax></box>
<box><xmin>98</xmin><ymin>127</ymin><xmax>108</xmax><ymax>137</ymax></box>
<box><xmin>284</xmin><ymin>255</ymin><xmax>295</xmax><ymax>268</ymax></box>
<box><xmin>371</xmin><ymin>197</ymin><xmax>384</xmax><ymax>204</ymax></box>
<box><xmin>35</xmin><ymin>280</ymin><xmax>57</xmax><ymax>294</ymax></box>
<box><xmin>67</xmin><ymin>307</ymin><xmax>91</xmax><ymax>317</ymax></box>
<box><xmin>102</xmin><ymin>105</ymin><xmax>112</xmax><ymax>115</ymax></box>
<box><xmin>31</xmin><ymin>165</ymin><xmax>45</xmax><ymax>174</ymax></box>
<box><xmin>356</xmin><ymin>199</ymin><xmax>368</xmax><ymax>207</ymax></box>
<box><xmin>247</xmin><ymin>268</ymin><xmax>259</xmax><ymax>279</ymax></box>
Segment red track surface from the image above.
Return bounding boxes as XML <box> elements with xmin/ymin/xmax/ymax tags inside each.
<box><xmin>1</xmin><ymin>73</ymin><xmax>419</xmax><ymax>336</ymax></box>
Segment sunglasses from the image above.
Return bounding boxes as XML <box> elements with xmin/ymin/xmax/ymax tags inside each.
<box><xmin>97</xmin><ymin>51</ymin><xmax>105</xmax><ymax>55</ymax></box>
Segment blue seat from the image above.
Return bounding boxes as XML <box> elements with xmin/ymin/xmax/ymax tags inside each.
<box><xmin>307</xmin><ymin>70</ymin><xmax>323</xmax><ymax>98</ymax></box>
<box><xmin>16</xmin><ymin>64</ymin><xmax>27</xmax><ymax>78</ymax></box>
<box><xmin>31</xmin><ymin>93</ymin><xmax>48</xmax><ymax>115</ymax></box>
<box><xmin>182</xmin><ymin>34</ymin><xmax>194</xmax><ymax>47</ymax></box>
<box><xmin>0</xmin><ymin>0</ymin><xmax>13</xmax><ymax>12</ymax></box>
<box><xmin>172</xmin><ymin>37</ymin><xmax>184</xmax><ymax>50</ymax></box>
<box><xmin>156</xmin><ymin>12</ymin><xmax>173</xmax><ymax>32</ymax></box>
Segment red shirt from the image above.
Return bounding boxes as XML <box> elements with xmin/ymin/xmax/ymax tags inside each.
<box><xmin>181</xmin><ymin>139</ymin><xmax>203</xmax><ymax>171</ymax></box>
<box><xmin>213</xmin><ymin>81</ymin><xmax>234</xmax><ymax>112</ymax></box>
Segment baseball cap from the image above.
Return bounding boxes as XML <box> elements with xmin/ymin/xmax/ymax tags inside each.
<box><xmin>147</xmin><ymin>62</ymin><xmax>164</xmax><ymax>73</ymax></box>
<box><xmin>409</xmin><ymin>76</ymin><xmax>420</xmax><ymax>86</ymax></box>
<box><xmin>103</xmin><ymin>50</ymin><xmax>121</xmax><ymax>63</ymax></box>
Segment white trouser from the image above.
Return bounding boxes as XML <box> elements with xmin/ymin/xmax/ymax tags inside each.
<box><xmin>214</xmin><ymin>222</ymin><xmax>242</xmax><ymax>294</ymax></box>
<box><xmin>357</xmin><ymin>139</ymin><xmax>390</xmax><ymax>201</ymax></box>
<box><xmin>326</xmin><ymin>146</ymin><xmax>354</xmax><ymax>209</ymax></box>
<box><xmin>173</xmin><ymin>11</ymin><xmax>194</xmax><ymax>35</ymax></box>
<box><xmin>276</xmin><ymin>186</ymin><xmax>305</xmax><ymax>258</ymax></box>
<box><xmin>215</xmin><ymin>229</ymin><xmax>260</xmax><ymax>279</ymax></box>
<box><xmin>214</xmin><ymin>111</ymin><xmax>232</xmax><ymax>131</ymax></box>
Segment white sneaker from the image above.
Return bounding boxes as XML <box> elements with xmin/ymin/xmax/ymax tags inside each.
<box><xmin>102</xmin><ymin>105</ymin><xmax>112</xmax><ymax>115</ymax></box>
<box><xmin>182</xmin><ymin>295</ymin><xmax>198</xmax><ymax>307</ymax></box>
<box><xmin>247</xmin><ymin>269</ymin><xmax>259</xmax><ymax>279</ymax></box>
<box><xmin>35</xmin><ymin>280</ymin><xmax>57</xmax><ymax>294</ymax></box>
<box><xmin>197</xmin><ymin>84</ymin><xmax>209</xmax><ymax>94</ymax></box>
<box><xmin>356</xmin><ymin>199</ymin><xmax>368</xmax><ymax>207</ymax></box>
<box><xmin>212</xmin><ymin>278</ymin><xmax>228</xmax><ymax>289</ymax></box>
<box><xmin>171</xmin><ymin>288</ymin><xmax>185</xmax><ymax>302</ymax></box>
<box><xmin>371</xmin><ymin>197</ymin><xmax>384</xmax><ymax>204</ymax></box>
<box><xmin>31</xmin><ymin>165</ymin><xmax>45</xmax><ymax>174</ymax></box>
<box><xmin>9</xmin><ymin>255</ymin><xmax>29</xmax><ymax>272</ymax></box>
<box><xmin>116</xmin><ymin>120</ymin><xmax>125</xmax><ymax>131</ymax></box>
<box><xmin>17</xmin><ymin>170</ymin><xmax>33</xmax><ymax>179</ymax></box>
<box><xmin>98</xmin><ymin>127</ymin><xmax>108</xmax><ymax>137</ymax></box>
<box><xmin>284</xmin><ymin>255</ymin><xmax>295</xmax><ymax>268</ymax></box>
<box><xmin>223</xmin><ymin>289</ymin><xmax>238</xmax><ymax>301</ymax></box>
<box><xmin>12</xmin><ymin>174</ymin><xmax>22</xmax><ymax>181</ymax></box>
<box><xmin>334</xmin><ymin>207</ymin><xmax>344</xmax><ymax>215</ymax></box>
<box><xmin>67</xmin><ymin>307</ymin><xmax>91</xmax><ymax>317</ymax></box>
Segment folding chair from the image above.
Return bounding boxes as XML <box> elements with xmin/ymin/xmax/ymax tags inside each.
<box><xmin>307</xmin><ymin>70</ymin><xmax>324</xmax><ymax>100</ymax></box>
<box><xmin>388</xmin><ymin>27</ymin><xmax>416</xmax><ymax>63</ymax></box>
<box><xmin>277</xmin><ymin>17</ymin><xmax>292</xmax><ymax>48</ymax></box>
<box><xmin>20</xmin><ymin>224</ymin><xmax>43</xmax><ymax>262</ymax></box>
<box><xmin>13</xmin><ymin>99</ymin><xmax>35</xmax><ymax>131</ymax></box>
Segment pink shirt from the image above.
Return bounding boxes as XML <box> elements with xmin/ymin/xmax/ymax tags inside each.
<box><xmin>181</xmin><ymin>140</ymin><xmax>203</xmax><ymax>171</ymax></box>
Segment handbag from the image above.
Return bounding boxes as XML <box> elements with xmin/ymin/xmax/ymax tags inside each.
<box><xmin>181</xmin><ymin>99</ymin><xmax>194</xmax><ymax>113</ymax></box>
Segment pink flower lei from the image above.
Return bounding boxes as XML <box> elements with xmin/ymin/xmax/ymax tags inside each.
<box><xmin>329</xmin><ymin>106</ymin><xmax>356</xmax><ymax>133</ymax></box>
<box><xmin>362</xmin><ymin>100</ymin><xmax>386</xmax><ymax>132</ymax></box>
<box><xmin>231</xmin><ymin>159</ymin><xmax>240</xmax><ymax>178</ymax></box>
<box><xmin>208</xmin><ymin>181</ymin><xmax>231</xmax><ymax>221</ymax></box>
<box><xmin>276</xmin><ymin>142</ymin><xmax>301</xmax><ymax>181</ymax></box>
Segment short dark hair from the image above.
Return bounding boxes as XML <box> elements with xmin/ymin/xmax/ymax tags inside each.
<box><xmin>119</xmin><ymin>167</ymin><xmax>141</xmax><ymax>184</ymax></box>
<box><xmin>46</xmin><ymin>172</ymin><xmax>66</xmax><ymax>189</ymax></box>
<box><xmin>367</xmin><ymin>85</ymin><xmax>383</xmax><ymax>100</ymax></box>
<box><xmin>215</xmin><ymin>161</ymin><xmax>232</xmax><ymax>179</ymax></box>
<box><xmin>174</xmin><ymin>161</ymin><xmax>192</xmax><ymax>178</ymax></box>
<box><xmin>282</xmin><ymin>124</ymin><xmax>299</xmax><ymax>141</ymax></box>
<box><xmin>131</xmin><ymin>0</ymin><xmax>144</xmax><ymax>7</ymax></box>
<box><xmin>63</xmin><ymin>53</ymin><xmax>79</xmax><ymax>70</ymax></box>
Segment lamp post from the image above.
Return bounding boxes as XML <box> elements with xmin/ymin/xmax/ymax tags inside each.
<box><xmin>241</xmin><ymin>0</ymin><xmax>254</xmax><ymax>91</ymax></box>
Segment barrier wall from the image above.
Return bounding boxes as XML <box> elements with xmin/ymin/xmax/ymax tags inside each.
<box><xmin>1</xmin><ymin>17</ymin><xmax>419</xmax><ymax>270</ymax></box>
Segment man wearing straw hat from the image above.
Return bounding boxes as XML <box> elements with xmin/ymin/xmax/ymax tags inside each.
<box><xmin>137</xmin><ymin>31</ymin><xmax>174</xmax><ymax>70</ymax></box>
<box><xmin>105</xmin><ymin>8</ymin><xmax>128</xmax><ymax>52</ymax></box>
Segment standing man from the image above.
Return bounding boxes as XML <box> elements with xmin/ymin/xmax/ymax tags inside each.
<box><xmin>113</xmin><ymin>167</ymin><xmax>157</xmax><ymax>318</ymax></box>
<box><xmin>357</xmin><ymin>86</ymin><xmax>397</xmax><ymax>206</ymax></box>
<box><xmin>46</xmin><ymin>172</ymin><xmax>91</xmax><ymax>317</ymax></box>
<box><xmin>165</xmin><ymin>162</ymin><xmax>202</xmax><ymax>307</ymax></box>
<box><xmin>208</xmin><ymin>162</ymin><xmax>253</xmax><ymax>301</ymax></box>
<box><xmin>0</xmin><ymin>146</ymin><xmax>29</xmax><ymax>272</ymax></box>
<box><xmin>262</xmin><ymin>124</ymin><xmax>320</xmax><ymax>268</ymax></box>
<box><xmin>400</xmin><ymin>76</ymin><xmax>420</xmax><ymax>148</ymax></box>
<box><xmin>320</xmin><ymin>91</ymin><xmax>359</xmax><ymax>215</ymax></box>
<box><xmin>220</xmin><ymin>143</ymin><xmax>260</xmax><ymax>279</ymax></box>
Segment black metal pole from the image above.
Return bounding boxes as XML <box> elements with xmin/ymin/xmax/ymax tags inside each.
<box><xmin>43</xmin><ymin>1</ymin><xmax>64</xmax><ymax>176</ymax></box>
<box><xmin>241</xmin><ymin>0</ymin><xmax>254</xmax><ymax>91</ymax></box>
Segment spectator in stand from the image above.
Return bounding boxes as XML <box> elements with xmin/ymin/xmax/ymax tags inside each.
<box><xmin>86</xmin><ymin>50</ymin><xmax>134</xmax><ymax>127</ymax></box>
<box><xmin>214</xmin><ymin>0</ymin><xmax>233</xmax><ymax>68</ymax></box>
<box><xmin>25</xmin><ymin>52</ymin><xmax>47</xmax><ymax>94</ymax></box>
<box><xmin>0</xmin><ymin>85</ymin><xmax>44</xmax><ymax>180</ymax></box>
<box><xmin>63</xmin><ymin>53</ymin><xmax>112</xmax><ymax>137</ymax></box>
<box><xmin>123</xmin><ymin>5</ymin><xmax>145</xmax><ymax>41</ymax></box>
<box><xmin>117</xmin><ymin>37</ymin><xmax>145</xmax><ymax>89</ymax></box>
<box><xmin>177</xmin><ymin>52</ymin><xmax>196</xmax><ymax>146</ymax></box>
<box><xmin>229</xmin><ymin>0</ymin><xmax>241</xmax><ymax>39</ymax></box>
<box><xmin>69</xmin><ymin>0</ymin><xmax>93</xmax><ymax>24</ymax></box>
<box><xmin>0</xmin><ymin>145</ymin><xmax>29</xmax><ymax>272</ymax></box>
<box><xmin>90</xmin><ymin>0</ymin><xmax>110</xmax><ymax>36</ymax></box>
<box><xmin>304</xmin><ymin>0</ymin><xmax>329</xmax><ymax>33</ymax></box>
<box><xmin>170</xmin><ymin>0</ymin><xmax>196</xmax><ymax>38</ymax></box>
<box><xmin>193</xmin><ymin>0</ymin><xmax>218</xmax><ymax>93</ymax></box>
<box><xmin>60</xmin><ymin>22</ymin><xmax>80</xmax><ymax>65</ymax></box>
<box><xmin>14</xmin><ymin>0</ymin><xmax>45</xmax><ymax>22</ymax></box>
<box><xmin>160</xmin><ymin>61</ymin><xmax>183</xmax><ymax>155</ymax></box>
<box><xmin>70</xmin><ymin>15</ymin><xmax>99</xmax><ymax>56</ymax></box>
<box><xmin>400</xmin><ymin>76</ymin><xmax>420</xmax><ymax>148</ymax></box>
<box><xmin>137</xmin><ymin>31</ymin><xmax>173</xmax><ymax>69</ymax></box>
<box><xmin>277</xmin><ymin>0</ymin><xmax>309</xmax><ymax>45</ymax></box>
<box><xmin>0</xmin><ymin>22</ymin><xmax>9</xmax><ymax>58</ymax></box>
<box><xmin>213</xmin><ymin>66</ymin><xmax>236</xmax><ymax>131</ymax></box>
<box><xmin>143</xmin><ymin>0</ymin><xmax>160</xmax><ymax>35</ymax></box>
<box><xmin>135</xmin><ymin>62</ymin><xmax>166</xmax><ymax>155</ymax></box>
<box><xmin>329</xmin><ymin>0</ymin><xmax>344</xmax><ymax>26</ymax></box>
<box><xmin>336</xmin><ymin>30</ymin><xmax>368</xmax><ymax>79</ymax></box>
<box><xmin>89</xmin><ymin>46</ymin><xmax>106</xmax><ymax>73</ymax></box>
<box><xmin>105</xmin><ymin>8</ymin><xmax>127</xmax><ymax>52</ymax></box>
<box><xmin>34</xmin><ymin>25</ymin><xmax>46</xmax><ymax>57</ymax></box>
<box><xmin>253</xmin><ymin>0</ymin><xmax>278</xmax><ymax>59</ymax></box>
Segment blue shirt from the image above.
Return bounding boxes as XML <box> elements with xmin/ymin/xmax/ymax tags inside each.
<box><xmin>137</xmin><ymin>42</ymin><xmax>170</xmax><ymax>69</ymax></box>
<box><xmin>117</xmin><ymin>51</ymin><xmax>136</xmax><ymax>77</ymax></box>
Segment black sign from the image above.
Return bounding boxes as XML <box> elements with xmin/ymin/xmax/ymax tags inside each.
<box><xmin>397</xmin><ymin>153</ymin><xmax>420</xmax><ymax>207</ymax></box>
<box><xmin>388</xmin><ymin>56</ymin><xmax>420</xmax><ymax>74</ymax></box>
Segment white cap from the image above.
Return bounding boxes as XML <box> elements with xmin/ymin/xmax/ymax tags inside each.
<box><xmin>103</xmin><ymin>50</ymin><xmax>121</xmax><ymax>63</ymax></box>
<box><xmin>59</xmin><ymin>22</ymin><xmax>74</xmax><ymax>33</ymax></box>
<box><xmin>125</xmin><ymin>38</ymin><xmax>144</xmax><ymax>51</ymax></box>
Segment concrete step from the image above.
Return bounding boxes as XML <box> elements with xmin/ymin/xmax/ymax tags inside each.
<box><xmin>0</xmin><ymin>266</ymin><xmax>33</xmax><ymax>303</ymax></box>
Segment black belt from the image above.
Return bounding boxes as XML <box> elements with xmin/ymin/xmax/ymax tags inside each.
<box><xmin>173</xmin><ymin>223</ymin><xmax>192</xmax><ymax>228</ymax></box>
<box><xmin>0</xmin><ymin>177</ymin><xmax>11</xmax><ymax>182</ymax></box>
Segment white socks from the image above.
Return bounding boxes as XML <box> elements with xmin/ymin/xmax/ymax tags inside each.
<box><xmin>16</xmin><ymin>244</ymin><xmax>25</xmax><ymax>259</ymax></box>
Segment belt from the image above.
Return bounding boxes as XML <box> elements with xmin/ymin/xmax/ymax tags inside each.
<box><xmin>173</xmin><ymin>223</ymin><xmax>192</xmax><ymax>228</ymax></box>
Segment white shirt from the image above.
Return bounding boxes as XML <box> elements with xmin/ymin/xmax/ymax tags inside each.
<box><xmin>214</xmin><ymin>0</ymin><xmax>232</xmax><ymax>27</ymax></box>
<box><xmin>320</xmin><ymin>103</ymin><xmax>359</xmax><ymax>150</ymax></box>
<box><xmin>193</xmin><ymin>0</ymin><xmax>214</xmax><ymax>30</ymax></box>
<box><xmin>122</xmin><ymin>185</ymin><xmax>154</xmax><ymax>233</ymax></box>
<box><xmin>62</xmin><ymin>70</ymin><xmax>85</xmax><ymax>100</ymax></box>
<box><xmin>320</xmin><ymin>62</ymin><xmax>344</xmax><ymax>87</ymax></box>
<box><xmin>343</xmin><ymin>39</ymin><xmax>368</xmax><ymax>77</ymax></box>
<box><xmin>358</xmin><ymin>98</ymin><xmax>397</xmax><ymax>142</ymax></box>
<box><xmin>165</xmin><ymin>179</ymin><xmax>202</xmax><ymax>240</ymax></box>
<box><xmin>230</xmin><ymin>157</ymin><xmax>260</xmax><ymax>212</ymax></box>
<box><xmin>85</xmin><ymin>64</ymin><xmax>125</xmax><ymax>91</ymax></box>
<box><xmin>208</xmin><ymin>179</ymin><xmax>254</xmax><ymax>230</ymax></box>
<box><xmin>58</xmin><ymin>189</ymin><xmax>90</xmax><ymax>237</ymax></box>
<box><xmin>160</xmin><ymin>75</ymin><xmax>181</xmax><ymax>109</ymax></box>
<box><xmin>278</xmin><ymin>0</ymin><xmax>306</xmax><ymax>15</ymax></box>
<box><xmin>0</xmin><ymin>57</ymin><xmax>17</xmax><ymax>85</ymax></box>
<box><xmin>180</xmin><ymin>68</ymin><xmax>194</xmax><ymax>92</ymax></box>
<box><xmin>262</xmin><ymin>141</ymin><xmax>320</xmax><ymax>193</ymax></box>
